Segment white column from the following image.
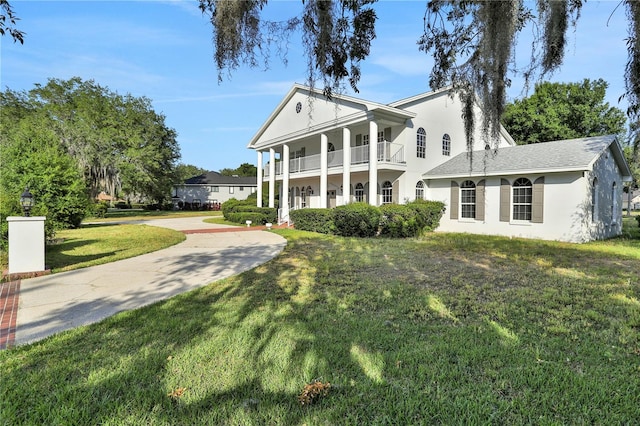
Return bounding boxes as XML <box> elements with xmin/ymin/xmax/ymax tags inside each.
<box><xmin>282</xmin><ymin>144</ymin><xmax>290</xmax><ymax>221</ymax></box>
<box><xmin>320</xmin><ymin>133</ymin><xmax>328</xmax><ymax>208</ymax></box>
<box><xmin>256</xmin><ymin>151</ymin><xmax>263</xmax><ymax>207</ymax></box>
<box><xmin>342</xmin><ymin>127</ymin><xmax>351</xmax><ymax>205</ymax></box>
<box><xmin>368</xmin><ymin>120</ymin><xmax>378</xmax><ymax>205</ymax></box>
<box><xmin>269</xmin><ymin>147</ymin><xmax>276</xmax><ymax>208</ymax></box>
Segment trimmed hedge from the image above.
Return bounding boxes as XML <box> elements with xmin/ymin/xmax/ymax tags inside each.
<box><xmin>379</xmin><ymin>204</ymin><xmax>420</xmax><ymax>238</ymax></box>
<box><xmin>406</xmin><ymin>199</ymin><xmax>445</xmax><ymax>231</ymax></box>
<box><xmin>290</xmin><ymin>209</ymin><xmax>334</xmax><ymax>234</ymax></box>
<box><xmin>222</xmin><ymin>198</ymin><xmax>277</xmax><ymax>225</ymax></box>
<box><xmin>333</xmin><ymin>203</ymin><xmax>381</xmax><ymax>237</ymax></box>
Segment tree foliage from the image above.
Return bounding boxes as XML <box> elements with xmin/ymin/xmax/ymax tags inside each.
<box><xmin>174</xmin><ymin>163</ymin><xmax>208</xmax><ymax>183</ymax></box>
<box><xmin>1</xmin><ymin>78</ymin><xmax>181</xmax><ymax>205</ymax></box>
<box><xmin>219</xmin><ymin>162</ymin><xmax>257</xmax><ymax>177</ymax></box>
<box><xmin>502</xmin><ymin>79</ymin><xmax>626</xmax><ymax>145</ymax></box>
<box><xmin>198</xmin><ymin>0</ymin><xmax>377</xmax><ymax>97</ymax></box>
<box><xmin>0</xmin><ymin>0</ymin><xmax>24</xmax><ymax>43</ymax></box>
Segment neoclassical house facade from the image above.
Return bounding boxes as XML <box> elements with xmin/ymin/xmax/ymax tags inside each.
<box><xmin>248</xmin><ymin>84</ymin><xmax>632</xmax><ymax>242</ymax></box>
<box><xmin>248</xmin><ymin>84</ymin><xmax>514</xmax><ymax>217</ymax></box>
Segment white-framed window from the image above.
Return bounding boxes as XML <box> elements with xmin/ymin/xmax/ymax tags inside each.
<box><xmin>415</xmin><ymin>181</ymin><xmax>425</xmax><ymax>200</ymax></box>
<box><xmin>229</xmin><ymin>186</ymin><xmax>235</xmax><ymax>194</ymax></box>
<box><xmin>442</xmin><ymin>133</ymin><xmax>451</xmax><ymax>156</ymax></box>
<box><xmin>417</xmin><ymin>127</ymin><xmax>426</xmax><ymax>159</ymax></box>
<box><xmin>382</xmin><ymin>181</ymin><xmax>393</xmax><ymax>204</ymax></box>
<box><xmin>512</xmin><ymin>178</ymin><xmax>532</xmax><ymax>221</ymax></box>
<box><xmin>211</xmin><ymin>186</ymin><xmax>219</xmax><ymax>192</ymax></box>
<box><xmin>461</xmin><ymin>180</ymin><xmax>476</xmax><ymax>219</ymax></box>
<box><xmin>377</xmin><ymin>130</ymin><xmax>384</xmax><ymax>143</ymax></box>
<box><xmin>239</xmin><ymin>186</ymin><xmax>244</xmax><ymax>191</ymax></box>
<box><xmin>363</xmin><ymin>134</ymin><xmax>370</xmax><ymax>145</ymax></box>
<box><xmin>301</xmin><ymin>188</ymin><xmax>307</xmax><ymax>208</ymax></box>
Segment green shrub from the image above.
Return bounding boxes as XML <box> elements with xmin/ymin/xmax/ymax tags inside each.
<box><xmin>379</xmin><ymin>204</ymin><xmax>420</xmax><ymax>238</ymax></box>
<box><xmin>636</xmin><ymin>215</ymin><xmax>640</xmax><ymax>228</ymax></box>
<box><xmin>333</xmin><ymin>203</ymin><xmax>381</xmax><ymax>237</ymax></box>
<box><xmin>222</xmin><ymin>198</ymin><xmax>276</xmax><ymax>225</ymax></box>
<box><xmin>226</xmin><ymin>212</ymin><xmax>269</xmax><ymax>225</ymax></box>
<box><xmin>290</xmin><ymin>209</ymin><xmax>335</xmax><ymax>234</ymax></box>
<box><xmin>406</xmin><ymin>199</ymin><xmax>445</xmax><ymax>231</ymax></box>
<box><xmin>93</xmin><ymin>202</ymin><xmax>108</xmax><ymax>218</ymax></box>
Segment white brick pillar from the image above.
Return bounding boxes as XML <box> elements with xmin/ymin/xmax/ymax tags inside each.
<box><xmin>7</xmin><ymin>216</ymin><xmax>46</xmax><ymax>274</ymax></box>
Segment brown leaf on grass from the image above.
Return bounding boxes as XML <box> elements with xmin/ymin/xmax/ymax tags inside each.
<box><xmin>168</xmin><ymin>387</ymin><xmax>186</xmax><ymax>399</ymax></box>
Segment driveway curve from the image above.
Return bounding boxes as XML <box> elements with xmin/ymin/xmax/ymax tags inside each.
<box><xmin>13</xmin><ymin>217</ymin><xmax>287</xmax><ymax>346</ymax></box>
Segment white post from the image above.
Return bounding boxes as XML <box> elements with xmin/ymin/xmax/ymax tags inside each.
<box><xmin>320</xmin><ymin>134</ymin><xmax>328</xmax><ymax>208</ymax></box>
<box><xmin>256</xmin><ymin>151</ymin><xmax>263</xmax><ymax>208</ymax></box>
<box><xmin>369</xmin><ymin>120</ymin><xmax>378</xmax><ymax>206</ymax></box>
<box><xmin>342</xmin><ymin>127</ymin><xmax>351</xmax><ymax>205</ymax></box>
<box><xmin>282</xmin><ymin>144</ymin><xmax>290</xmax><ymax>222</ymax></box>
<box><xmin>7</xmin><ymin>216</ymin><xmax>46</xmax><ymax>274</ymax></box>
<box><xmin>269</xmin><ymin>147</ymin><xmax>276</xmax><ymax>208</ymax></box>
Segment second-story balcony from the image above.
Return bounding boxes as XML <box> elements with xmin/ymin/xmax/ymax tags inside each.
<box><xmin>264</xmin><ymin>141</ymin><xmax>405</xmax><ymax>177</ymax></box>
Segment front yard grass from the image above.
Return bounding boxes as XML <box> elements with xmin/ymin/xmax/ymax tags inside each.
<box><xmin>0</xmin><ymin>219</ymin><xmax>639</xmax><ymax>423</ymax></box>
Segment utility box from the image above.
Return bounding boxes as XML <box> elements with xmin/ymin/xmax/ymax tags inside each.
<box><xmin>6</xmin><ymin>216</ymin><xmax>46</xmax><ymax>274</ymax></box>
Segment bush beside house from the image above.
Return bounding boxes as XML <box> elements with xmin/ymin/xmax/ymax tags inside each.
<box><xmin>222</xmin><ymin>198</ymin><xmax>277</xmax><ymax>225</ymax></box>
<box><xmin>291</xmin><ymin>201</ymin><xmax>445</xmax><ymax>238</ymax></box>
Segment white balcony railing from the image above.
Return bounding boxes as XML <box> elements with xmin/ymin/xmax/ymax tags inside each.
<box><xmin>263</xmin><ymin>142</ymin><xmax>404</xmax><ymax>177</ymax></box>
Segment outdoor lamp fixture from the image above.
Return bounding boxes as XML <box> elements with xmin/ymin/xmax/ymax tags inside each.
<box><xmin>20</xmin><ymin>187</ymin><xmax>34</xmax><ymax>217</ymax></box>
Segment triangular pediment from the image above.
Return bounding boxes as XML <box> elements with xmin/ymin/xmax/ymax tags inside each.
<box><xmin>248</xmin><ymin>84</ymin><xmax>413</xmax><ymax>149</ymax></box>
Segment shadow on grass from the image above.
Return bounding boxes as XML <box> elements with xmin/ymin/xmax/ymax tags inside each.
<box><xmin>1</xmin><ymin>230</ymin><xmax>639</xmax><ymax>423</ymax></box>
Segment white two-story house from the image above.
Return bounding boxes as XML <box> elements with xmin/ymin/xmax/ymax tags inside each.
<box><xmin>248</xmin><ymin>84</ymin><xmax>632</xmax><ymax>242</ymax></box>
<box><xmin>248</xmin><ymin>84</ymin><xmax>514</xmax><ymax>217</ymax></box>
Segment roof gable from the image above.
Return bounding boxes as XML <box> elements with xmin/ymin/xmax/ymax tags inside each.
<box><xmin>248</xmin><ymin>84</ymin><xmax>415</xmax><ymax>149</ymax></box>
<box><xmin>424</xmin><ymin>135</ymin><xmax>632</xmax><ymax>180</ymax></box>
<box><xmin>184</xmin><ymin>171</ymin><xmax>256</xmax><ymax>185</ymax></box>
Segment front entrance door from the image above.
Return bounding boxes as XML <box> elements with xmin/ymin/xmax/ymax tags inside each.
<box><xmin>328</xmin><ymin>190</ymin><xmax>337</xmax><ymax>208</ymax></box>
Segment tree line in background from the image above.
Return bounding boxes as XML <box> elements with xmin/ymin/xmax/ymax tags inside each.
<box><xmin>0</xmin><ymin>77</ymin><xmax>181</xmax><ymax>241</ymax></box>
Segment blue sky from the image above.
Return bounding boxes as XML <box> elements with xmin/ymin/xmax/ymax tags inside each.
<box><xmin>1</xmin><ymin>1</ymin><xmax>630</xmax><ymax>171</ymax></box>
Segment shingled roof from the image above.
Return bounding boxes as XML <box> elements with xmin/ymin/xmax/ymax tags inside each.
<box><xmin>423</xmin><ymin>135</ymin><xmax>632</xmax><ymax>180</ymax></box>
<box><xmin>184</xmin><ymin>171</ymin><xmax>256</xmax><ymax>186</ymax></box>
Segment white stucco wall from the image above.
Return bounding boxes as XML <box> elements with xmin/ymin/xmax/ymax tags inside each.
<box><xmin>427</xmin><ymin>172</ymin><xmax>596</xmax><ymax>243</ymax></box>
<box><xmin>174</xmin><ymin>184</ymin><xmax>256</xmax><ymax>204</ymax></box>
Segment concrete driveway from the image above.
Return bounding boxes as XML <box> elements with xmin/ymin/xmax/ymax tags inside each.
<box><xmin>11</xmin><ymin>217</ymin><xmax>287</xmax><ymax>346</ymax></box>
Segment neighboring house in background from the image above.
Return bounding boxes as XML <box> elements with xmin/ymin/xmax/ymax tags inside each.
<box><xmin>248</xmin><ymin>84</ymin><xmax>632</xmax><ymax>242</ymax></box>
<box><xmin>424</xmin><ymin>135</ymin><xmax>632</xmax><ymax>243</ymax></box>
<box><xmin>172</xmin><ymin>171</ymin><xmax>257</xmax><ymax>209</ymax></box>
<box><xmin>623</xmin><ymin>189</ymin><xmax>640</xmax><ymax>211</ymax></box>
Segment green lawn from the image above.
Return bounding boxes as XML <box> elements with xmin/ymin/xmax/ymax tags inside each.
<box><xmin>1</xmin><ymin>218</ymin><xmax>639</xmax><ymax>424</ymax></box>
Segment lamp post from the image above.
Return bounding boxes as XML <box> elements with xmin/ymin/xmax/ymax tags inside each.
<box><xmin>20</xmin><ymin>187</ymin><xmax>33</xmax><ymax>217</ymax></box>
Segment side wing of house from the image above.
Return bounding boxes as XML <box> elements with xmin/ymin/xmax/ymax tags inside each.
<box><xmin>423</xmin><ymin>135</ymin><xmax>632</xmax><ymax>243</ymax></box>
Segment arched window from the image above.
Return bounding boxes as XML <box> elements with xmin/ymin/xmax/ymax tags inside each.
<box><xmin>328</xmin><ymin>142</ymin><xmax>336</xmax><ymax>164</ymax></box>
<box><xmin>355</xmin><ymin>183</ymin><xmax>365</xmax><ymax>202</ymax></box>
<box><xmin>442</xmin><ymin>133</ymin><xmax>451</xmax><ymax>156</ymax></box>
<box><xmin>382</xmin><ymin>181</ymin><xmax>393</xmax><ymax>204</ymax></box>
<box><xmin>415</xmin><ymin>181</ymin><xmax>425</xmax><ymax>200</ymax></box>
<box><xmin>591</xmin><ymin>178</ymin><xmax>598</xmax><ymax>222</ymax></box>
<box><xmin>513</xmin><ymin>178</ymin><xmax>532</xmax><ymax>221</ymax></box>
<box><xmin>417</xmin><ymin>127</ymin><xmax>426</xmax><ymax>159</ymax></box>
<box><xmin>461</xmin><ymin>180</ymin><xmax>476</xmax><ymax>219</ymax></box>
